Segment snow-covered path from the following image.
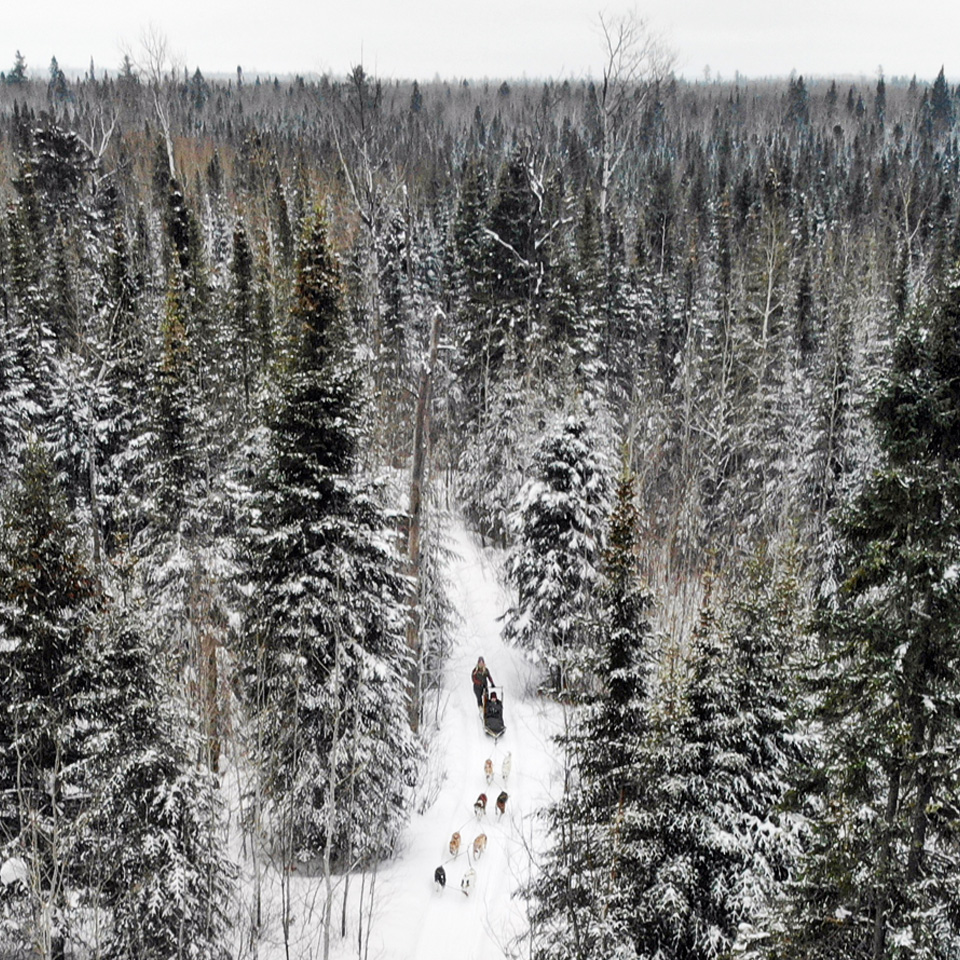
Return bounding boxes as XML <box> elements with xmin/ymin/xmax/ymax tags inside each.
<box><xmin>335</xmin><ymin>523</ymin><xmax>564</xmax><ymax>960</ymax></box>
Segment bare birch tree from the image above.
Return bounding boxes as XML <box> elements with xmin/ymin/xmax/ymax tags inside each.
<box><xmin>595</xmin><ymin>10</ymin><xmax>674</xmax><ymax>219</ymax></box>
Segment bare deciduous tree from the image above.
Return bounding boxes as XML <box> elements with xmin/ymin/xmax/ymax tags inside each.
<box><xmin>595</xmin><ymin>10</ymin><xmax>674</xmax><ymax>218</ymax></box>
<box><xmin>131</xmin><ymin>25</ymin><xmax>182</xmax><ymax>178</ymax></box>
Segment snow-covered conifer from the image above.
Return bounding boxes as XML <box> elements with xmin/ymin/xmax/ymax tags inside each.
<box><xmin>81</xmin><ymin>584</ymin><xmax>235</xmax><ymax>960</ymax></box>
<box><xmin>620</xmin><ymin>553</ymin><xmax>800</xmax><ymax>959</ymax></box>
<box><xmin>0</xmin><ymin>443</ymin><xmax>97</xmax><ymax>955</ymax></box>
<box><xmin>767</xmin><ymin>271</ymin><xmax>960</xmax><ymax>958</ymax></box>
<box><xmin>528</xmin><ymin>465</ymin><xmax>655</xmax><ymax>959</ymax></box>
<box><xmin>240</xmin><ymin>207</ymin><xmax>417</xmax><ymax>865</ymax></box>
<box><xmin>503</xmin><ymin>401</ymin><xmax>612</xmax><ymax>692</ymax></box>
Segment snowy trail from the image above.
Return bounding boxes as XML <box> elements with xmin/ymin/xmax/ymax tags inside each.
<box><xmin>335</xmin><ymin>522</ymin><xmax>564</xmax><ymax>960</ymax></box>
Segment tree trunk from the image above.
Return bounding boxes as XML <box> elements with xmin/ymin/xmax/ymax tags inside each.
<box><xmin>405</xmin><ymin>306</ymin><xmax>443</xmax><ymax>731</ymax></box>
<box><xmin>870</xmin><ymin>765</ymin><xmax>901</xmax><ymax>959</ymax></box>
<box><xmin>323</xmin><ymin>607</ymin><xmax>346</xmax><ymax>960</ymax></box>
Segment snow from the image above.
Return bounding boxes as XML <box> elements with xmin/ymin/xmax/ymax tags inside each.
<box><xmin>0</xmin><ymin>855</ymin><xmax>27</xmax><ymax>887</ymax></box>
<box><xmin>337</xmin><ymin>523</ymin><xmax>565</xmax><ymax>960</ymax></box>
<box><xmin>234</xmin><ymin>521</ymin><xmax>565</xmax><ymax>960</ymax></box>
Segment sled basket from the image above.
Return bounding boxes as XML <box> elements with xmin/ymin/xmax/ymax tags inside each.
<box><xmin>482</xmin><ymin>690</ymin><xmax>506</xmax><ymax>741</ymax></box>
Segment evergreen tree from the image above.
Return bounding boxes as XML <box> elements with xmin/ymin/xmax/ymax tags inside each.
<box><xmin>786</xmin><ymin>75</ymin><xmax>810</xmax><ymax>127</ymax></box>
<box><xmin>268</xmin><ymin>155</ymin><xmax>294</xmax><ymax>267</ymax></box>
<box><xmin>457</xmin><ymin>364</ymin><xmax>532</xmax><ymax>546</ymax></box>
<box><xmin>570</xmin><ymin>188</ymin><xmax>605</xmax><ymax>375</ymax></box>
<box><xmin>504</xmin><ymin>403</ymin><xmax>612</xmax><ymax>692</ymax></box>
<box><xmin>241</xmin><ymin>208</ymin><xmax>416</xmax><ymax>864</ymax></box>
<box><xmin>83</xmin><ymin>589</ymin><xmax>234</xmax><ymax>960</ymax></box>
<box><xmin>6</xmin><ymin>50</ymin><xmax>27</xmax><ymax>85</ymax></box>
<box><xmin>528</xmin><ymin>466</ymin><xmax>655</xmax><ymax>959</ymax></box>
<box><xmin>874</xmin><ymin>75</ymin><xmax>886</xmax><ymax>126</ymax></box>
<box><xmin>0</xmin><ymin>444</ymin><xmax>98</xmax><ymax>956</ymax></box>
<box><xmin>930</xmin><ymin>66</ymin><xmax>953</xmax><ymax>133</ymax></box>
<box><xmin>596</xmin><ymin>552</ymin><xmax>800</xmax><ymax>960</ymax></box>
<box><xmin>92</xmin><ymin>215</ymin><xmax>150</xmax><ymax>558</ymax></box>
<box><xmin>47</xmin><ymin>57</ymin><xmax>69</xmax><ymax>105</ymax></box>
<box><xmin>150</xmin><ymin>274</ymin><xmax>200</xmax><ymax>533</ymax></box>
<box><xmin>230</xmin><ymin>219</ymin><xmax>258</xmax><ymax>413</ymax></box>
<box><xmin>452</xmin><ymin>153</ymin><xmax>499</xmax><ymax>421</ymax></box>
<box><xmin>487</xmin><ymin>148</ymin><xmax>537</xmax><ymax>305</ymax></box>
<box><xmin>769</xmin><ymin>273</ymin><xmax>960</xmax><ymax>958</ymax></box>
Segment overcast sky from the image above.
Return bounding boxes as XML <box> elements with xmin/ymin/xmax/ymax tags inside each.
<box><xmin>6</xmin><ymin>1</ymin><xmax>959</xmax><ymax>84</ymax></box>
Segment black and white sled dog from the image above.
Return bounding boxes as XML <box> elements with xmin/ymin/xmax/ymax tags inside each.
<box><xmin>461</xmin><ymin>867</ymin><xmax>476</xmax><ymax>896</ymax></box>
<box><xmin>434</xmin><ymin>865</ymin><xmax>446</xmax><ymax>891</ymax></box>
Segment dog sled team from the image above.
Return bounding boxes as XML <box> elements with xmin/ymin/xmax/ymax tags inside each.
<box><xmin>433</xmin><ymin>656</ymin><xmax>513</xmax><ymax>896</ymax></box>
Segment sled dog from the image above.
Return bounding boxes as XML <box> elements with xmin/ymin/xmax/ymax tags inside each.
<box><xmin>496</xmin><ymin>791</ymin><xmax>508</xmax><ymax>818</ymax></box>
<box><xmin>472</xmin><ymin>833</ymin><xmax>488</xmax><ymax>860</ymax></box>
<box><xmin>501</xmin><ymin>752</ymin><xmax>512</xmax><ymax>782</ymax></box>
<box><xmin>434</xmin><ymin>865</ymin><xmax>446</xmax><ymax>890</ymax></box>
<box><xmin>461</xmin><ymin>867</ymin><xmax>476</xmax><ymax>896</ymax></box>
<box><xmin>484</xmin><ymin>758</ymin><xmax>494</xmax><ymax>784</ymax></box>
<box><xmin>449</xmin><ymin>831</ymin><xmax>461</xmax><ymax>857</ymax></box>
<box><xmin>474</xmin><ymin>793</ymin><xmax>487</xmax><ymax>818</ymax></box>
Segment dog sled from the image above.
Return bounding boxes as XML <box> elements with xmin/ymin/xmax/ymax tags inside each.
<box><xmin>482</xmin><ymin>690</ymin><xmax>505</xmax><ymax>741</ymax></box>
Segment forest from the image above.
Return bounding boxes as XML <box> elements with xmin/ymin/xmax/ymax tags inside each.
<box><xmin>0</xmin><ymin>24</ymin><xmax>960</xmax><ymax>959</ymax></box>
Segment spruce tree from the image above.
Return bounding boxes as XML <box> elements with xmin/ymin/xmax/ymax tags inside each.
<box><xmin>770</xmin><ymin>272</ymin><xmax>960</xmax><ymax>959</ymax></box>
<box><xmin>230</xmin><ymin>220</ymin><xmax>257</xmax><ymax>413</ymax></box>
<box><xmin>7</xmin><ymin>50</ymin><xmax>27</xmax><ymax>84</ymax></box>
<box><xmin>0</xmin><ymin>452</ymin><xmax>234</xmax><ymax>956</ymax></box>
<box><xmin>504</xmin><ymin>403</ymin><xmax>612</xmax><ymax>692</ymax></box>
<box><xmin>457</xmin><ymin>365</ymin><xmax>531</xmax><ymax>546</ymax></box>
<box><xmin>930</xmin><ymin>66</ymin><xmax>953</xmax><ymax>133</ymax></box>
<box><xmin>150</xmin><ymin>273</ymin><xmax>200</xmax><ymax>533</ymax></box>
<box><xmin>602</xmin><ymin>552</ymin><xmax>800</xmax><ymax>960</ymax></box>
<box><xmin>453</xmin><ymin>153</ymin><xmax>499</xmax><ymax>423</ymax></box>
<box><xmin>0</xmin><ymin>444</ymin><xmax>98</xmax><ymax>956</ymax></box>
<box><xmin>528</xmin><ymin>466</ymin><xmax>655</xmax><ymax>960</ymax></box>
<box><xmin>241</xmin><ymin>207</ymin><xmax>416</xmax><ymax>864</ymax></box>
<box><xmin>83</xmin><ymin>590</ymin><xmax>234</xmax><ymax>960</ymax></box>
